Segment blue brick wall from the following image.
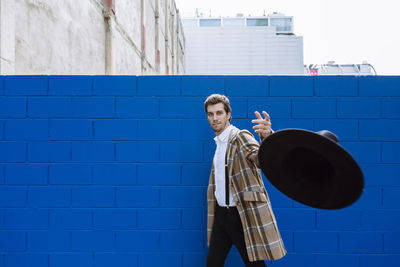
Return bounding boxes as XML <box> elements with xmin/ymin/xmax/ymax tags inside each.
<box><xmin>0</xmin><ymin>75</ymin><xmax>399</xmax><ymax>267</ymax></box>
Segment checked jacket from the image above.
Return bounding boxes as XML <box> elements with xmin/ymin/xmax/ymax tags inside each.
<box><xmin>207</xmin><ymin>126</ymin><xmax>286</xmax><ymax>262</ymax></box>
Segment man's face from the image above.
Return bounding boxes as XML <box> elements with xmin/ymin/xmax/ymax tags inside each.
<box><xmin>206</xmin><ymin>103</ymin><xmax>231</xmax><ymax>135</ymax></box>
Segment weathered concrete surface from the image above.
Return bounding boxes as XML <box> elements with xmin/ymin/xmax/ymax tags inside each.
<box><xmin>2</xmin><ymin>0</ymin><xmax>185</xmax><ymax>75</ymax></box>
<box><xmin>0</xmin><ymin>0</ymin><xmax>15</xmax><ymax>74</ymax></box>
<box><xmin>14</xmin><ymin>0</ymin><xmax>105</xmax><ymax>74</ymax></box>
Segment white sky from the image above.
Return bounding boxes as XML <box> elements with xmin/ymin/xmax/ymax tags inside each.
<box><xmin>174</xmin><ymin>0</ymin><xmax>400</xmax><ymax>75</ymax></box>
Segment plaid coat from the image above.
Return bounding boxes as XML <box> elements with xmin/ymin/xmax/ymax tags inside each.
<box><xmin>207</xmin><ymin>126</ymin><xmax>286</xmax><ymax>262</ymax></box>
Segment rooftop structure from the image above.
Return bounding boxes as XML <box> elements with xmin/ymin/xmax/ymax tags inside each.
<box><xmin>305</xmin><ymin>61</ymin><xmax>377</xmax><ymax>75</ymax></box>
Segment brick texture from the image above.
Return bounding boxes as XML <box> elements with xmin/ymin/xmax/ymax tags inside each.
<box><xmin>0</xmin><ymin>75</ymin><xmax>399</xmax><ymax>267</ymax></box>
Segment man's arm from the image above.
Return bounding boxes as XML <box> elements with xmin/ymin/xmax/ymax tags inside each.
<box><xmin>236</xmin><ymin>130</ymin><xmax>262</xmax><ymax>168</ymax></box>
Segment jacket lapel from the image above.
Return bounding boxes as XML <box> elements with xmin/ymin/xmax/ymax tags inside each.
<box><xmin>227</xmin><ymin>127</ymin><xmax>240</xmax><ymax>181</ymax></box>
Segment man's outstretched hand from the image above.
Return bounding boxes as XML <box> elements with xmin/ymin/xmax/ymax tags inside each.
<box><xmin>252</xmin><ymin>111</ymin><xmax>273</xmax><ymax>139</ymax></box>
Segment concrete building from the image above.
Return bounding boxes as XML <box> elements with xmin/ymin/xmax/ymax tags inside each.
<box><xmin>181</xmin><ymin>13</ymin><xmax>304</xmax><ymax>75</ymax></box>
<box><xmin>0</xmin><ymin>0</ymin><xmax>185</xmax><ymax>75</ymax></box>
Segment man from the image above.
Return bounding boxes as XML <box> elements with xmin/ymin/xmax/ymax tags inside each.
<box><xmin>205</xmin><ymin>94</ymin><xmax>286</xmax><ymax>267</ymax></box>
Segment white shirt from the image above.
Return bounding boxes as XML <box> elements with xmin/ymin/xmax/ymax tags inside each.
<box><xmin>213</xmin><ymin>124</ymin><xmax>235</xmax><ymax>207</ymax></box>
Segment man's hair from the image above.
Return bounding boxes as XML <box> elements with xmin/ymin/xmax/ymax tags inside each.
<box><xmin>204</xmin><ymin>94</ymin><xmax>232</xmax><ymax>121</ymax></box>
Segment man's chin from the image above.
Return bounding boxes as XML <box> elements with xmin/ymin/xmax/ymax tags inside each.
<box><xmin>213</xmin><ymin>127</ymin><xmax>224</xmax><ymax>135</ymax></box>
<box><xmin>212</xmin><ymin>123</ymin><xmax>229</xmax><ymax>134</ymax></box>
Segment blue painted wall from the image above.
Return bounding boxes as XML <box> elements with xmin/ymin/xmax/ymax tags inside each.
<box><xmin>0</xmin><ymin>75</ymin><xmax>399</xmax><ymax>267</ymax></box>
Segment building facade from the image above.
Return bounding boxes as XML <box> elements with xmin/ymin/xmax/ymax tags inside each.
<box><xmin>181</xmin><ymin>13</ymin><xmax>304</xmax><ymax>75</ymax></box>
<box><xmin>0</xmin><ymin>0</ymin><xmax>185</xmax><ymax>75</ymax></box>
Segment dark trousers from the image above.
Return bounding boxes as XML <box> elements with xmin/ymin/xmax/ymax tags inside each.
<box><xmin>206</xmin><ymin>204</ymin><xmax>266</xmax><ymax>267</ymax></box>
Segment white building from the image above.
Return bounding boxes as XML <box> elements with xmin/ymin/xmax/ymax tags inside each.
<box><xmin>181</xmin><ymin>13</ymin><xmax>304</xmax><ymax>75</ymax></box>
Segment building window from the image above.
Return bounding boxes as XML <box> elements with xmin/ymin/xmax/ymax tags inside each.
<box><xmin>199</xmin><ymin>19</ymin><xmax>221</xmax><ymax>27</ymax></box>
<box><xmin>223</xmin><ymin>18</ymin><xmax>245</xmax><ymax>26</ymax></box>
<box><xmin>270</xmin><ymin>18</ymin><xmax>292</xmax><ymax>31</ymax></box>
<box><xmin>246</xmin><ymin>18</ymin><xmax>268</xmax><ymax>26</ymax></box>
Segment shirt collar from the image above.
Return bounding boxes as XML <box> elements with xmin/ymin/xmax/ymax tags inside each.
<box><xmin>214</xmin><ymin>124</ymin><xmax>233</xmax><ymax>143</ymax></box>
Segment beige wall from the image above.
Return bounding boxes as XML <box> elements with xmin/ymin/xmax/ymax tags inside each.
<box><xmin>0</xmin><ymin>0</ymin><xmax>15</xmax><ymax>74</ymax></box>
<box><xmin>0</xmin><ymin>0</ymin><xmax>185</xmax><ymax>75</ymax></box>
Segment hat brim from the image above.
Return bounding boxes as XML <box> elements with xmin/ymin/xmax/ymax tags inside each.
<box><xmin>258</xmin><ymin>129</ymin><xmax>364</xmax><ymax>209</ymax></box>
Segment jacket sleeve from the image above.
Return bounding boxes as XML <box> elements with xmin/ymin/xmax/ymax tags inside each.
<box><xmin>237</xmin><ymin>130</ymin><xmax>262</xmax><ymax>168</ymax></box>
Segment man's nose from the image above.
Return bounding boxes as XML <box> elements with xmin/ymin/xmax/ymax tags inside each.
<box><xmin>213</xmin><ymin>114</ymin><xmax>218</xmax><ymax>120</ymax></box>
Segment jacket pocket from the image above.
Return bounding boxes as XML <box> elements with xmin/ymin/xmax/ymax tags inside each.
<box><xmin>242</xmin><ymin>191</ymin><xmax>268</xmax><ymax>202</ymax></box>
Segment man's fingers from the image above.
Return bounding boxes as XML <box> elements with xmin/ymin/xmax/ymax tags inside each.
<box><xmin>254</xmin><ymin>111</ymin><xmax>262</xmax><ymax>120</ymax></box>
<box><xmin>253</xmin><ymin>110</ymin><xmax>272</xmax><ymax>138</ymax></box>
<box><xmin>252</xmin><ymin>119</ymin><xmax>264</xmax><ymax>124</ymax></box>
<box><xmin>253</xmin><ymin>124</ymin><xmax>270</xmax><ymax>129</ymax></box>
<box><xmin>251</xmin><ymin>119</ymin><xmax>270</xmax><ymax>125</ymax></box>
<box><xmin>254</xmin><ymin>129</ymin><xmax>270</xmax><ymax>134</ymax></box>
<box><xmin>262</xmin><ymin>111</ymin><xmax>270</xmax><ymax>121</ymax></box>
<box><xmin>254</xmin><ymin>111</ymin><xmax>270</xmax><ymax>122</ymax></box>
<box><xmin>252</xmin><ymin>122</ymin><xmax>269</xmax><ymax>128</ymax></box>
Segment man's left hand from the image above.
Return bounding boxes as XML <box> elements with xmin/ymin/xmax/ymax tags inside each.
<box><xmin>252</xmin><ymin>111</ymin><xmax>273</xmax><ymax>139</ymax></box>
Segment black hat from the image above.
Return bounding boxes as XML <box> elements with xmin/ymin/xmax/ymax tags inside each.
<box><xmin>258</xmin><ymin>129</ymin><xmax>364</xmax><ymax>209</ymax></box>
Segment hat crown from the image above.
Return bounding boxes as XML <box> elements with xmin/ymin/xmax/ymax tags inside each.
<box><xmin>317</xmin><ymin>130</ymin><xmax>338</xmax><ymax>143</ymax></box>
